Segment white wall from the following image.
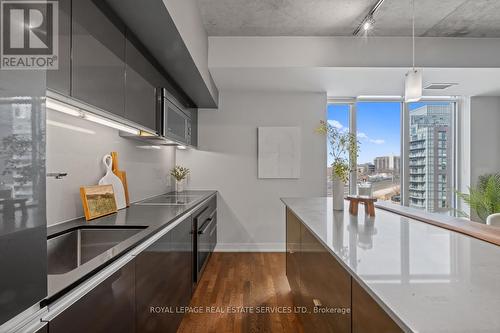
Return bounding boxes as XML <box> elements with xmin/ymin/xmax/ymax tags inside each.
<box><xmin>178</xmin><ymin>91</ymin><xmax>327</xmax><ymax>251</ymax></box>
<box><xmin>470</xmin><ymin>96</ymin><xmax>500</xmax><ymax>185</ymax></box>
<box><xmin>46</xmin><ymin>110</ymin><xmax>175</xmax><ymax>225</ymax></box>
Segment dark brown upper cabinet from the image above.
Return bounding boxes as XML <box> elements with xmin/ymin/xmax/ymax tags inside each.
<box><xmin>47</xmin><ymin>0</ymin><xmax>71</xmax><ymax>95</ymax></box>
<box><xmin>104</xmin><ymin>0</ymin><xmax>217</xmax><ymax>109</ymax></box>
<box><xmin>71</xmin><ymin>0</ymin><xmax>126</xmax><ymax>117</ymax></box>
<box><xmin>47</xmin><ymin>0</ymin><xmax>201</xmax><ymax>146</ymax></box>
<box><xmin>124</xmin><ymin>37</ymin><xmax>158</xmax><ymax>131</ymax></box>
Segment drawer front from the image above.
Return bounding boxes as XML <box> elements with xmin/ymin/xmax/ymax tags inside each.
<box><xmin>49</xmin><ymin>261</ymin><xmax>135</xmax><ymax>333</ymax></box>
<box><xmin>286</xmin><ymin>209</ymin><xmax>301</xmax><ymax>306</ymax></box>
<box><xmin>136</xmin><ymin>217</ymin><xmax>193</xmax><ymax>333</ymax></box>
<box><xmin>196</xmin><ymin>209</ymin><xmax>216</xmax><ymax>276</ymax></box>
<box><xmin>352</xmin><ymin>280</ymin><xmax>402</xmax><ymax>333</ymax></box>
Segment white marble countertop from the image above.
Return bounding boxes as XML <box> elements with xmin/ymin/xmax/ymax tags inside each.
<box><xmin>281</xmin><ymin>197</ymin><xmax>500</xmax><ymax>333</ymax></box>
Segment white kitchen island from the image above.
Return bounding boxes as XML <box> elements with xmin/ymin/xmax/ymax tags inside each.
<box><xmin>282</xmin><ymin>197</ymin><xmax>500</xmax><ymax>333</ymax></box>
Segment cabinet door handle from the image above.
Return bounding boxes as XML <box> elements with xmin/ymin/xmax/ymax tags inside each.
<box><xmin>198</xmin><ymin>217</ymin><xmax>214</xmax><ymax>234</ymax></box>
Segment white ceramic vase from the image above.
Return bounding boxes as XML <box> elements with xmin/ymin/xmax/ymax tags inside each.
<box><xmin>175</xmin><ymin>180</ymin><xmax>185</xmax><ymax>193</ymax></box>
<box><xmin>332</xmin><ymin>174</ymin><xmax>345</xmax><ymax>211</ymax></box>
<box><xmin>486</xmin><ymin>213</ymin><xmax>500</xmax><ymax>227</ymax></box>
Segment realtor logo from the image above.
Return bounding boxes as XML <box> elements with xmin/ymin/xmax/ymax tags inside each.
<box><xmin>1</xmin><ymin>0</ymin><xmax>58</xmax><ymax>69</ymax></box>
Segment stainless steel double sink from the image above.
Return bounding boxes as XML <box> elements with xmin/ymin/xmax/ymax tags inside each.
<box><xmin>47</xmin><ymin>227</ymin><xmax>145</xmax><ymax>275</ymax></box>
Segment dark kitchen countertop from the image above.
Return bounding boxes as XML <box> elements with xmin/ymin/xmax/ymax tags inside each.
<box><xmin>46</xmin><ymin>190</ymin><xmax>216</xmax><ymax>304</ymax></box>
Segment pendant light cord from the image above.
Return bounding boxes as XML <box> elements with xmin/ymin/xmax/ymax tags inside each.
<box><xmin>412</xmin><ymin>0</ymin><xmax>415</xmax><ymax>71</ymax></box>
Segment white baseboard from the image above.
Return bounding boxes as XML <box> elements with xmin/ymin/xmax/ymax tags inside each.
<box><xmin>214</xmin><ymin>242</ymin><xmax>285</xmax><ymax>252</ymax></box>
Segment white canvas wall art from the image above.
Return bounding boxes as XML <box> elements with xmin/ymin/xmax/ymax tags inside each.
<box><xmin>258</xmin><ymin>127</ymin><xmax>301</xmax><ymax>179</ymax></box>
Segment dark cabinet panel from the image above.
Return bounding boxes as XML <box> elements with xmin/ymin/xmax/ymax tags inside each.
<box><xmin>136</xmin><ymin>218</ymin><xmax>193</xmax><ymax>333</ymax></box>
<box><xmin>0</xmin><ymin>75</ymin><xmax>46</xmax><ymax>326</ymax></box>
<box><xmin>124</xmin><ymin>39</ymin><xmax>157</xmax><ymax>131</ymax></box>
<box><xmin>286</xmin><ymin>208</ymin><xmax>301</xmax><ymax>307</ymax></box>
<box><xmin>49</xmin><ymin>261</ymin><xmax>135</xmax><ymax>333</ymax></box>
<box><xmin>104</xmin><ymin>0</ymin><xmax>216</xmax><ymax>108</ymax></box>
<box><xmin>352</xmin><ymin>280</ymin><xmax>402</xmax><ymax>333</ymax></box>
<box><xmin>194</xmin><ymin>198</ymin><xmax>217</xmax><ymax>283</ymax></box>
<box><xmin>301</xmin><ymin>224</ymin><xmax>351</xmax><ymax>333</ymax></box>
<box><xmin>47</xmin><ymin>0</ymin><xmax>71</xmax><ymax>95</ymax></box>
<box><xmin>71</xmin><ymin>0</ymin><xmax>125</xmax><ymax>117</ymax></box>
<box><xmin>299</xmin><ymin>225</ymin><xmax>321</xmax><ymax>333</ymax></box>
<box><xmin>286</xmin><ymin>209</ymin><xmax>402</xmax><ymax>333</ymax></box>
<box><xmin>286</xmin><ymin>210</ymin><xmax>351</xmax><ymax>333</ymax></box>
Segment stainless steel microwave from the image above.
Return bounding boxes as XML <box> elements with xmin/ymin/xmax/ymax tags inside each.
<box><xmin>158</xmin><ymin>89</ymin><xmax>192</xmax><ymax>145</ymax></box>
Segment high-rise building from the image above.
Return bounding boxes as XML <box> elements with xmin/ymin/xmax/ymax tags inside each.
<box><xmin>374</xmin><ymin>155</ymin><xmax>400</xmax><ymax>173</ymax></box>
<box><xmin>357</xmin><ymin>163</ymin><xmax>375</xmax><ymax>178</ymax></box>
<box><xmin>408</xmin><ymin>105</ymin><xmax>452</xmax><ymax>212</ymax></box>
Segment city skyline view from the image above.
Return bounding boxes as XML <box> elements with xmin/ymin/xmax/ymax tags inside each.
<box><xmin>327</xmin><ymin>102</ymin><xmax>400</xmax><ymax>165</ymax></box>
<box><xmin>326</xmin><ymin>101</ymin><xmax>451</xmax><ymax>166</ymax></box>
<box><xmin>326</xmin><ymin>101</ymin><xmax>454</xmax><ymax>209</ymax></box>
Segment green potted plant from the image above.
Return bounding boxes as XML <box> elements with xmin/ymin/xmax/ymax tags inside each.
<box><xmin>170</xmin><ymin>165</ymin><xmax>190</xmax><ymax>193</ymax></box>
<box><xmin>316</xmin><ymin>120</ymin><xmax>359</xmax><ymax>210</ymax></box>
<box><xmin>457</xmin><ymin>173</ymin><xmax>500</xmax><ymax>223</ymax></box>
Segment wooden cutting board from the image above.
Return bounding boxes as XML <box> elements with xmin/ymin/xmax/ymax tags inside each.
<box><xmin>98</xmin><ymin>154</ymin><xmax>126</xmax><ymax>209</ymax></box>
<box><xmin>111</xmin><ymin>151</ymin><xmax>130</xmax><ymax>206</ymax></box>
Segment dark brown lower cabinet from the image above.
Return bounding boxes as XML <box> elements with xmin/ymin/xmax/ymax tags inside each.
<box><xmin>135</xmin><ymin>217</ymin><xmax>193</xmax><ymax>333</ymax></box>
<box><xmin>288</xmin><ymin>209</ymin><xmax>351</xmax><ymax>333</ymax></box>
<box><xmin>286</xmin><ymin>209</ymin><xmax>401</xmax><ymax>333</ymax></box>
<box><xmin>300</xmin><ymin>222</ymin><xmax>351</xmax><ymax>333</ymax></box>
<box><xmin>286</xmin><ymin>208</ymin><xmax>301</xmax><ymax>307</ymax></box>
<box><xmin>49</xmin><ymin>261</ymin><xmax>136</xmax><ymax>333</ymax></box>
<box><xmin>352</xmin><ymin>280</ymin><xmax>403</xmax><ymax>333</ymax></box>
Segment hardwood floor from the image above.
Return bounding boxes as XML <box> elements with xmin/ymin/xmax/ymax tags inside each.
<box><xmin>177</xmin><ymin>252</ymin><xmax>303</xmax><ymax>333</ymax></box>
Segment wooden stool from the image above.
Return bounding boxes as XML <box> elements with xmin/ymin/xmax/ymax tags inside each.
<box><xmin>346</xmin><ymin>196</ymin><xmax>377</xmax><ymax>217</ymax></box>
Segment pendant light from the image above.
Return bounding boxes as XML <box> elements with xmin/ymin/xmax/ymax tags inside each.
<box><xmin>404</xmin><ymin>0</ymin><xmax>422</xmax><ymax>103</ymax></box>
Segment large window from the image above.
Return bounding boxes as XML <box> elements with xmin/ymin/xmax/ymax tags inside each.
<box><xmin>405</xmin><ymin>101</ymin><xmax>455</xmax><ymax>214</ymax></box>
<box><xmin>357</xmin><ymin>102</ymin><xmax>401</xmax><ymax>202</ymax></box>
<box><xmin>326</xmin><ymin>103</ymin><xmax>350</xmax><ymax>196</ymax></box>
<box><xmin>326</xmin><ymin>99</ymin><xmax>457</xmax><ymax>214</ymax></box>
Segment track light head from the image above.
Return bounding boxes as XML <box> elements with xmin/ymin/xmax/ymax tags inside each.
<box><xmin>363</xmin><ymin>17</ymin><xmax>375</xmax><ymax>31</ymax></box>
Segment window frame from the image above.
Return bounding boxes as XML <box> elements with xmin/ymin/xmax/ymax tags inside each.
<box><xmin>327</xmin><ymin>96</ymin><xmax>459</xmax><ymax>214</ymax></box>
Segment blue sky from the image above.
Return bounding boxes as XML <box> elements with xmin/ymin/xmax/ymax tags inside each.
<box><xmin>326</xmin><ymin>101</ymin><xmax>453</xmax><ymax>166</ymax></box>
<box><xmin>327</xmin><ymin>102</ymin><xmax>401</xmax><ymax>165</ymax></box>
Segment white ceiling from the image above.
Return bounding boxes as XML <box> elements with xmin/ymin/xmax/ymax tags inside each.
<box><xmin>210</xmin><ymin>67</ymin><xmax>500</xmax><ymax>97</ymax></box>
<box><xmin>196</xmin><ymin>0</ymin><xmax>500</xmax><ymax>37</ymax></box>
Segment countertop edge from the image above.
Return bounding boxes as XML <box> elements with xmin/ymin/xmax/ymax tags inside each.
<box><xmin>375</xmin><ymin>201</ymin><xmax>500</xmax><ymax>247</ymax></box>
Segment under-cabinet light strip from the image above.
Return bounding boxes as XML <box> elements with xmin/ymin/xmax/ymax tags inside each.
<box><xmin>46</xmin><ymin>97</ymin><xmax>140</xmax><ymax>135</ymax></box>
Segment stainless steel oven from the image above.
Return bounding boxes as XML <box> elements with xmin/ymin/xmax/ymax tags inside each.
<box><xmin>194</xmin><ymin>201</ymin><xmax>217</xmax><ymax>283</ymax></box>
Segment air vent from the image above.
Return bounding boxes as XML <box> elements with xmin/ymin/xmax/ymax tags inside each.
<box><xmin>424</xmin><ymin>83</ymin><xmax>458</xmax><ymax>90</ymax></box>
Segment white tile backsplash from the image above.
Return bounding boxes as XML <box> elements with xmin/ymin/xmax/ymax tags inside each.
<box><xmin>46</xmin><ymin>109</ymin><xmax>175</xmax><ymax>225</ymax></box>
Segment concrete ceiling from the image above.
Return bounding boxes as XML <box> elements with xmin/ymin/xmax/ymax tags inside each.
<box><xmin>196</xmin><ymin>0</ymin><xmax>500</xmax><ymax>37</ymax></box>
